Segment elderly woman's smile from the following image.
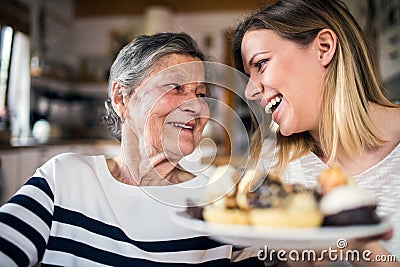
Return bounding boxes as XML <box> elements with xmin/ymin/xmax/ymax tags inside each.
<box><xmin>168</xmin><ymin>121</ymin><xmax>194</xmax><ymax>130</ymax></box>
<box><xmin>163</xmin><ymin>97</ymin><xmax>208</xmax><ymax>158</ymax></box>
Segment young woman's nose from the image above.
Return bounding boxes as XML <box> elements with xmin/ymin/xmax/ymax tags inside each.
<box><xmin>244</xmin><ymin>78</ymin><xmax>263</xmax><ymax>100</ymax></box>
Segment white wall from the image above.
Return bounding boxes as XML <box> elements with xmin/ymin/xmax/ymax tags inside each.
<box><xmin>72</xmin><ymin>10</ymin><xmax>250</xmax><ymax>65</ymax></box>
<box><xmin>172</xmin><ymin>11</ymin><xmax>248</xmax><ymax>62</ymax></box>
<box><xmin>73</xmin><ymin>16</ymin><xmax>143</xmax><ymax>58</ymax></box>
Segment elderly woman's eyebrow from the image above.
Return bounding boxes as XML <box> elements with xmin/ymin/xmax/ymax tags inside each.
<box><xmin>163</xmin><ymin>71</ymin><xmax>204</xmax><ymax>84</ymax></box>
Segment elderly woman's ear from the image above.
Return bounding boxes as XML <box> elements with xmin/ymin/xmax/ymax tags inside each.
<box><xmin>111</xmin><ymin>81</ymin><xmax>129</xmax><ymax>122</ymax></box>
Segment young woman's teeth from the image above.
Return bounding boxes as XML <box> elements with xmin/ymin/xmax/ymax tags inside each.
<box><xmin>265</xmin><ymin>96</ymin><xmax>282</xmax><ymax>114</ymax></box>
<box><xmin>170</xmin><ymin>122</ymin><xmax>194</xmax><ymax>130</ymax></box>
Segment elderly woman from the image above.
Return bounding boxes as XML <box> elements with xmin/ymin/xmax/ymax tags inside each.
<box><xmin>0</xmin><ymin>32</ymin><xmax>263</xmax><ymax>266</ymax></box>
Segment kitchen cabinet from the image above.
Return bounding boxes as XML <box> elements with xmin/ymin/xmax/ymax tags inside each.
<box><xmin>18</xmin><ymin>148</ymin><xmax>40</xmax><ymax>186</ymax></box>
<box><xmin>0</xmin><ymin>151</ymin><xmax>18</xmax><ymax>204</ymax></box>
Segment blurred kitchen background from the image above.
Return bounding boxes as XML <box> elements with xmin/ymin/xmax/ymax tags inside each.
<box><xmin>0</xmin><ymin>0</ymin><xmax>399</xmax><ymax>203</ymax></box>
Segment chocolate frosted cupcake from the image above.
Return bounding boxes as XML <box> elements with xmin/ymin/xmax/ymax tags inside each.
<box><xmin>318</xmin><ymin>166</ymin><xmax>380</xmax><ymax>226</ymax></box>
<box><xmin>320</xmin><ymin>186</ymin><xmax>380</xmax><ymax>226</ymax></box>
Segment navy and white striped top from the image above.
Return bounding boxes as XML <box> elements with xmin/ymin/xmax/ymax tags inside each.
<box><xmin>0</xmin><ymin>153</ymin><xmax>263</xmax><ymax>266</ymax></box>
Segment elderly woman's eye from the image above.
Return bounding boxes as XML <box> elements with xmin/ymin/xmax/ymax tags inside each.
<box><xmin>196</xmin><ymin>84</ymin><xmax>208</xmax><ymax>98</ymax></box>
<box><xmin>169</xmin><ymin>83</ymin><xmax>182</xmax><ymax>91</ymax></box>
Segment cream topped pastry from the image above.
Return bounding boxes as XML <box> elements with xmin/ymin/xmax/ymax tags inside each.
<box><xmin>202</xmin><ymin>165</ymin><xmax>248</xmax><ymax>224</ymax></box>
<box><xmin>205</xmin><ymin>164</ymin><xmax>240</xmax><ymax>208</ymax></box>
<box><xmin>318</xmin><ymin>167</ymin><xmax>380</xmax><ymax>226</ymax></box>
<box><xmin>320</xmin><ymin>186</ymin><xmax>377</xmax><ymax>216</ymax></box>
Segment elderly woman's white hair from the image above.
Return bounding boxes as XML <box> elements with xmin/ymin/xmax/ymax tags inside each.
<box><xmin>103</xmin><ymin>32</ymin><xmax>207</xmax><ymax>141</ymax></box>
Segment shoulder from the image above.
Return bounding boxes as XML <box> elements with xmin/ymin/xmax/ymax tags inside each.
<box><xmin>35</xmin><ymin>153</ymin><xmax>104</xmax><ymax>181</ymax></box>
<box><xmin>42</xmin><ymin>152</ymin><xmax>100</xmax><ymax>168</ymax></box>
<box><xmin>371</xmin><ymin>105</ymin><xmax>400</xmax><ymax>143</ymax></box>
<box><xmin>34</xmin><ymin>153</ymin><xmax>108</xmax><ymax>198</ymax></box>
<box><xmin>385</xmin><ymin>106</ymin><xmax>400</xmax><ymax>144</ymax></box>
<box><xmin>393</xmin><ymin>107</ymin><xmax>400</xmax><ymax>140</ymax></box>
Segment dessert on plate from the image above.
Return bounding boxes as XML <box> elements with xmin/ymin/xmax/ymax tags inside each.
<box><xmin>318</xmin><ymin>166</ymin><xmax>380</xmax><ymax>226</ymax></box>
<box><xmin>202</xmin><ymin>166</ymin><xmax>323</xmax><ymax>227</ymax></box>
<box><xmin>193</xmin><ymin>165</ymin><xmax>381</xmax><ymax>228</ymax></box>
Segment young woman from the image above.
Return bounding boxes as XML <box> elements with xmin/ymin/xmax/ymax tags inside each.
<box><xmin>232</xmin><ymin>0</ymin><xmax>400</xmax><ymax>266</ymax></box>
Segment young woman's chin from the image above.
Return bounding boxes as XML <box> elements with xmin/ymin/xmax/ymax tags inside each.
<box><xmin>278</xmin><ymin>122</ymin><xmax>299</xmax><ymax>137</ymax></box>
<box><xmin>275</xmin><ymin>112</ymin><xmax>304</xmax><ymax>137</ymax></box>
<box><xmin>279</xmin><ymin>124</ymin><xmax>311</xmax><ymax>137</ymax></box>
<box><xmin>279</xmin><ymin>128</ymin><xmax>293</xmax><ymax>137</ymax></box>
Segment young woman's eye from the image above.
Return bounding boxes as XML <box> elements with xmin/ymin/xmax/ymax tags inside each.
<box><xmin>254</xmin><ymin>59</ymin><xmax>269</xmax><ymax>72</ymax></box>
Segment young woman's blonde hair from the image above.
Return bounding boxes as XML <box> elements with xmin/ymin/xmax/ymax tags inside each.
<box><xmin>232</xmin><ymin>0</ymin><xmax>398</xmax><ymax>175</ymax></box>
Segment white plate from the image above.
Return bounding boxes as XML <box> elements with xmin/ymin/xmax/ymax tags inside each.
<box><xmin>172</xmin><ymin>211</ymin><xmax>392</xmax><ymax>250</ymax></box>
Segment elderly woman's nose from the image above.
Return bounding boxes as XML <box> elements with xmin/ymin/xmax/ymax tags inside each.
<box><xmin>179</xmin><ymin>97</ymin><xmax>203</xmax><ymax>115</ymax></box>
<box><xmin>244</xmin><ymin>79</ymin><xmax>263</xmax><ymax>100</ymax></box>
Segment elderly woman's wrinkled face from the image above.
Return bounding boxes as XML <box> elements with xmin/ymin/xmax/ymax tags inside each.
<box><xmin>126</xmin><ymin>54</ymin><xmax>209</xmax><ymax>162</ymax></box>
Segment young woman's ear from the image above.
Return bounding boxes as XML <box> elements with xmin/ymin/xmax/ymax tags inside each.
<box><xmin>316</xmin><ymin>29</ymin><xmax>337</xmax><ymax>67</ymax></box>
<box><xmin>111</xmin><ymin>81</ymin><xmax>127</xmax><ymax>121</ymax></box>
